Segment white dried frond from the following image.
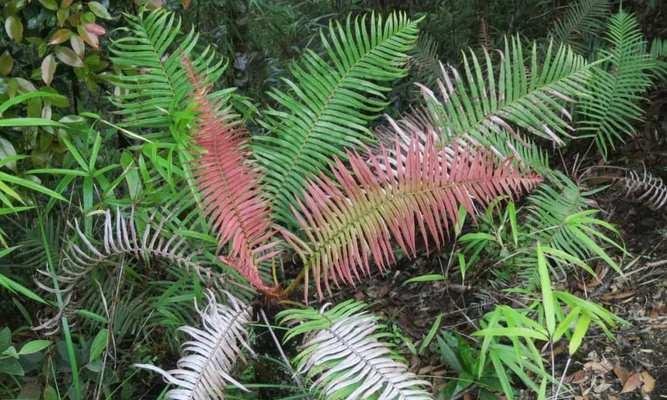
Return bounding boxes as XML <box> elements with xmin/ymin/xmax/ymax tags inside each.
<box><xmin>280</xmin><ymin>301</ymin><xmax>432</xmax><ymax>400</ymax></box>
<box><xmin>33</xmin><ymin>208</ymin><xmax>207</xmax><ymax>334</ymax></box>
<box><xmin>622</xmin><ymin>168</ymin><xmax>667</xmax><ymax>210</ymax></box>
<box><xmin>35</xmin><ymin>209</ymin><xmax>200</xmax><ymax>296</ymax></box>
<box><xmin>135</xmin><ymin>291</ymin><xmax>254</xmax><ymax>400</ymax></box>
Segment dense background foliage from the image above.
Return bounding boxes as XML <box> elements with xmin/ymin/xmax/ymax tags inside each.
<box><xmin>1</xmin><ymin>0</ymin><xmax>666</xmax><ymax>399</ymax></box>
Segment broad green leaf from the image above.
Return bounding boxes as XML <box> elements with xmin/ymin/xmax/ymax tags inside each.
<box><xmin>5</xmin><ymin>16</ymin><xmax>23</xmax><ymax>43</ymax></box>
<box><xmin>0</xmin><ymin>51</ymin><xmax>13</xmax><ymax>76</ymax></box>
<box><xmin>43</xmin><ymin>385</ymin><xmax>58</xmax><ymax>400</ymax></box>
<box><xmin>38</xmin><ymin>0</ymin><xmax>59</xmax><ymax>10</ymax></box>
<box><xmin>70</xmin><ymin>34</ymin><xmax>85</xmax><ymax>57</ymax></box>
<box><xmin>568</xmin><ymin>314</ymin><xmax>591</xmax><ymax>355</ymax></box>
<box><xmin>0</xmin><ymin>357</ymin><xmax>23</xmax><ymax>376</ymax></box>
<box><xmin>89</xmin><ymin>2</ymin><xmax>112</xmax><ymax>19</ymax></box>
<box><xmin>18</xmin><ymin>340</ymin><xmax>52</xmax><ymax>355</ymax></box>
<box><xmin>49</xmin><ymin>29</ymin><xmax>71</xmax><ymax>45</ymax></box>
<box><xmin>55</xmin><ymin>46</ymin><xmax>83</xmax><ymax>68</ymax></box>
<box><xmin>0</xmin><ymin>138</ymin><xmax>17</xmax><ymax>171</ymax></box>
<box><xmin>41</xmin><ymin>55</ymin><xmax>57</xmax><ymax>85</ymax></box>
<box><xmin>537</xmin><ymin>243</ymin><xmax>555</xmax><ymax>336</ymax></box>
<box><xmin>89</xmin><ymin>329</ymin><xmax>109</xmax><ymax>362</ymax></box>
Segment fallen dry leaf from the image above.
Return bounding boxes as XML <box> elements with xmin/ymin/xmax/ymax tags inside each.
<box><xmin>640</xmin><ymin>371</ymin><xmax>655</xmax><ymax>393</ymax></box>
<box><xmin>613</xmin><ymin>365</ymin><xmax>630</xmax><ymax>384</ymax></box>
<box><xmin>584</xmin><ymin>359</ymin><xmax>613</xmax><ymax>374</ymax></box>
<box><xmin>568</xmin><ymin>369</ymin><xmax>589</xmax><ymax>384</ymax></box>
<box><xmin>621</xmin><ymin>373</ymin><xmax>642</xmax><ymax>393</ymax></box>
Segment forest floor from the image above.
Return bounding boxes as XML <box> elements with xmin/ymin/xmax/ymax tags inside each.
<box><xmin>326</xmin><ymin>90</ymin><xmax>667</xmax><ymax>399</ymax></box>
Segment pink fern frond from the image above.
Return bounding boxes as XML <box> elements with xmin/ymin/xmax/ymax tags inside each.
<box><xmin>285</xmin><ymin>136</ymin><xmax>542</xmax><ymax>299</ymax></box>
<box><xmin>183</xmin><ymin>57</ymin><xmax>279</xmax><ymax>293</ymax></box>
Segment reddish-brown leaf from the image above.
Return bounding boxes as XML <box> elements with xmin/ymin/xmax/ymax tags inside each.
<box><xmin>621</xmin><ymin>373</ymin><xmax>642</xmax><ymax>393</ymax></box>
<box><xmin>184</xmin><ymin>58</ymin><xmax>279</xmax><ymax>294</ymax></box>
<box><xmin>284</xmin><ymin>136</ymin><xmax>542</xmax><ymax>299</ymax></box>
<box><xmin>84</xmin><ymin>23</ymin><xmax>106</xmax><ymax>36</ymax></box>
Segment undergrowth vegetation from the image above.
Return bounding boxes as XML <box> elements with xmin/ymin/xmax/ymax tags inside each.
<box><xmin>1</xmin><ymin>0</ymin><xmax>665</xmax><ymax>399</ymax></box>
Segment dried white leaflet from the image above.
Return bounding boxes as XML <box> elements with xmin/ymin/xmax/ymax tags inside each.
<box><xmin>622</xmin><ymin>168</ymin><xmax>667</xmax><ymax>210</ymax></box>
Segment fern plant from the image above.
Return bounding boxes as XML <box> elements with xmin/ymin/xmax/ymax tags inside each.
<box><xmin>577</xmin><ymin>11</ymin><xmax>660</xmax><ymax>158</ymax></box>
<box><xmin>281</xmin><ymin>137</ymin><xmax>541</xmax><ymax>298</ymax></box>
<box><xmin>278</xmin><ymin>300</ymin><xmax>433</xmax><ymax>400</ymax></box>
<box><xmin>33</xmin><ymin>208</ymin><xmax>209</xmax><ymax>334</ymax></box>
<box><xmin>549</xmin><ymin>0</ymin><xmax>610</xmax><ymax>53</ymax></box>
<box><xmin>99</xmin><ymin>7</ymin><xmax>620</xmax><ymax>399</ymax></box>
<box><xmin>109</xmin><ymin>8</ymin><xmax>227</xmax><ymax>138</ymax></box>
<box><xmin>252</xmin><ymin>12</ymin><xmax>421</xmax><ymax>227</ymax></box>
<box><xmin>420</xmin><ymin>37</ymin><xmax>593</xmax><ymax>147</ymax></box>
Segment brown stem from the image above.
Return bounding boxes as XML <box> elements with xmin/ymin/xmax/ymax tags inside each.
<box><xmin>281</xmin><ymin>267</ymin><xmax>307</xmax><ymax>298</ymax></box>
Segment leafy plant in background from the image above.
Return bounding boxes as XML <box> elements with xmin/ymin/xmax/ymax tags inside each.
<box><xmin>577</xmin><ymin>11</ymin><xmax>664</xmax><ymax>158</ymax></box>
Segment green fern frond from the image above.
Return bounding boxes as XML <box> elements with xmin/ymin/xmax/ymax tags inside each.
<box><xmin>649</xmin><ymin>38</ymin><xmax>667</xmax><ymax>79</ymax></box>
<box><xmin>519</xmin><ymin>172</ymin><xmax>624</xmax><ymax>279</ymax></box>
<box><xmin>409</xmin><ymin>33</ymin><xmax>441</xmax><ymax>87</ymax></box>
<box><xmin>109</xmin><ymin>8</ymin><xmax>227</xmax><ymax>138</ymax></box>
<box><xmin>577</xmin><ymin>11</ymin><xmax>657</xmax><ymax>158</ymax></box>
<box><xmin>420</xmin><ymin>37</ymin><xmax>593</xmax><ymax>147</ymax></box>
<box><xmin>549</xmin><ymin>0</ymin><xmax>610</xmax><ymax>53</ymax></box>
<box><xmin>252</xmin><ymin>12</ymin><xmax>420</xmax><ymax>227</ymax></box>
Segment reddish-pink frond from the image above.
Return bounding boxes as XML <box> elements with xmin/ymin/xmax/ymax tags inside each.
<box><xmin>285</xmin><ymin>136</ymin><xmax>542</xmax><ymax>299</ymax></box>
<box><xmin>183</xmin><ymin>57</ymin><xmax>279</xmax><ymax>293</ymax></box>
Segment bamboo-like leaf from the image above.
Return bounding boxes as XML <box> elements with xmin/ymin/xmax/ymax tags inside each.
<box><xmin>536</xmin><ymin>243</ymin><xmax>555</xmax><ymax>336</ymax></box>
<box><xmin>568</xmin><ymin>313</ymin><xmax>591</xmax><ymax>355</ymax></box>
